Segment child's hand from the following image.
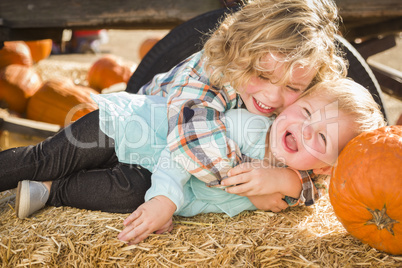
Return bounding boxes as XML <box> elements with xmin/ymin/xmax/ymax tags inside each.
<box><xmin>222</xmin><ymin>160</ymin><xmax>279</xmax><ymax>196</ymax></box>
<box><xmin>154</xmin><ymin>217</ymin><xmax>174</xmax><ymax>234</ymax></box>
<box><xmin>117</xmin><ymin>195</ymin><xmax>176</xmax><ymax>245</ymax></box>
<box><xmin>222</xmin><ymin>160</ymin><xmax>302</xmax><ymax>199</ymax></box>
<box><xmin>248</xmin><ymin>193</ymin><xmax>288</xmax><ymax>212</ymax></box>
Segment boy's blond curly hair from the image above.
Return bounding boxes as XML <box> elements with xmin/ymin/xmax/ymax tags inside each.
<box><xmin>203</xmin><ymin>0</ymin><xmax>347</xmax><ymax>91</ymax></box>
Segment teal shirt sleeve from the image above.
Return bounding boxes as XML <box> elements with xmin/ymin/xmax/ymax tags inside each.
<box><xmin>144</xmin><ymin>147</ymin><xmax>191</xmax><ymax>212</ymax></box>
<box><xmin>91</xmin><ymin>92</ymin><xmax>169</xmax><ymax>171</ymax></box>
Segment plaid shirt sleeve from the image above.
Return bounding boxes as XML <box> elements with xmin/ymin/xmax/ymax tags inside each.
<box><xmin>142</xmin><ymin>52</ymin><xmax>241</xmax><ymax>185</ymax></box>
<box><xmin>166</xmin><ymin>84</ymin><xmax>242</xmax><ymax>184</ymax></box>
<box><xmin>285</xmin><ymin>170</ymin><xmax>329</xmax><ymax>206</ymax></box>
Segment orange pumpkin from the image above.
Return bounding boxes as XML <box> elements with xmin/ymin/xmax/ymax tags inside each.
<box><xmin>0</xmin><ymin>41</ymin><xmax>33</xmax><ymax>69</ymax></box>
<box><xmin>26</xmin><ymin>78</ymin><xmax>99</xmax><ymax>126</ymax></box>
<box><xmin>0</xmin><ymin>64</ymin><xmax>42</xmax><ymax>114</ymax></box>
<box><xmin>86</xmin><ymin>55</ymin><xmax>135</xmax><ymax>92</ymax></box>
<box><xmin>24</xmin><ymin>39</ymin><xmax>53</xmax><ymax>63</ymax></box>
<box><xmin>329</xmin><ymin>126</ymin><xmax>402</xmax><ymax>255</ymax></box>
<box><xmin>138</xmin><ymin>37</ymin><xmax>161</xmax><ymax>59</ymax></box>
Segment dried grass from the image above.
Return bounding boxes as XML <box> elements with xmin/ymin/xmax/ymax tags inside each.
<box><xmin>1</xmin><ymin>59</ymin><xmax>401</xmax><ymax>267</ymax></box>
<box><xmin>33</xmin><ymin>59</ymin><xmax>91</xmax><ymax>87</ymax></box>
<box><xmin>1</xmin><ymin>190</ymin><xmax>401</xmax><ymax>267</ymax></box>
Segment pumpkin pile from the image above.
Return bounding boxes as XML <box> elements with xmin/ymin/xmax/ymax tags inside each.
<box><xmin>1</xmin><ymin>40</ymin><xmax>135</xmax><ymax>126</ymax></box>
<box><xmin>329</xmin><ymin>125</ymin><xmax>402</xmax><ymax>255</ymax></box>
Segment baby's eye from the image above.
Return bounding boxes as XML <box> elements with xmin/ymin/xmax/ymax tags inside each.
<box><xmin>320</xmin><ymin>133</ymin><xmax>327</xmax><ymax>145</ymax></box>
<box><xmin>303</xmin><ymin>108</ymin><xmax>311</xmax><ymax>118</ymax></box>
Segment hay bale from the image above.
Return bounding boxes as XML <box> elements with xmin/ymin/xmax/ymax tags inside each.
<box><xmin>1</xmin><ymin>192</ymin><xmax>401</xmax><ymax>267</ymax></box>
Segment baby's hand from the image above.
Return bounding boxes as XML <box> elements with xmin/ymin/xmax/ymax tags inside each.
<box><xmin>248</xmin><ymin>193</ymin><xmax>288</xmax><ymax>212</ymax></box>
<box><xmin>223</xmin><ymin>160</ymin><xmax>301</xmax><ymax>199</ymax></box>
<box><xmin>222</xmin><ymin>160</ymin><xmax>276</xmax><ymax>196</ymax></box>
<box><xmin>117</xmin><ymin>196</ymin><xmax>176</xmax><ymax>244</ymax></box>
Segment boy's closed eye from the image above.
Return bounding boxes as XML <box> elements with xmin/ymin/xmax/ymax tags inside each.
<box><xmin>302</xmin><ymin>107</ymin><xmax>327</xmax><ymax>145</ymax></box>
<box><xmin>303</xmin><ymin>107</ymin><xmax>311</xmax><ymax>118</ymax></box>
<box><xmin>319</xmin><ymin>133</ymin><xmax>327</xmax><ymax>145</ymax></box>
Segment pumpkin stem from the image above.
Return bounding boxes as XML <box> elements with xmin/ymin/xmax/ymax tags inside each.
<box><xmin>365</xmin><ymin>205</ymin><xmax>398</xmax><ymax>235</ymax></box>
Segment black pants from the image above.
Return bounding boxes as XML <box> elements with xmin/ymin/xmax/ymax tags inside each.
<box><xmin>0</xmin><ymin>110</ymin><xmax>151</xmax><ymax>213</ymax></box>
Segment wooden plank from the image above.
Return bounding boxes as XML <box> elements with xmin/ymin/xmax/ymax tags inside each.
<box><xmin>354</xmin><ymin>35</ymin><xmax>397</xmax><ymax>60</ymax></box>
<box><xmin>0</xmin><ymin>116</ymin><xmax>60</xmax><ymax>138</ymax></box>
<box><xmin>0</xmin><ymin>0</ymin><xmax>221</xmax><ymax>41</ymax></box>
<box><xmin>0</xmin><ymin>0</ymin><xmax>221</xmax><ymax>29</ymax></box>
<box><xmin>335</xmin><ymin>0</ymin><xmax>402</xmax><ymax>18</ymax></box>
<box><xmin>0</xmin><ymin>0</ymin><xmax>401</xmax><ymax>42</ymax></box>
<box><xmin>342</xmin><ymin>17</ymin><xmax>402</xmax><ymax>41</ymax></box>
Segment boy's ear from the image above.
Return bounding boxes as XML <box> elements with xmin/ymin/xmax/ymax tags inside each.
<box><xmin>313</xmin><ymin>166</ymin><xmax>333</xmax><ymax>175</ymax></box>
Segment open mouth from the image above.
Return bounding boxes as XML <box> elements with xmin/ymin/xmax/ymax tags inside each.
<box><xmin>283</xmin><ymin>131</ymin><xmax>298</xmax><ymax>152</ymax></box>
<box><xmin>253</xmin><ymin>98</ymin><xmax>275</xmax><ymax>114</ymax></box>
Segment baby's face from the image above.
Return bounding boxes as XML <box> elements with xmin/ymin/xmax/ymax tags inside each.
<box><xmin>268</xmin><ymin>94</ymin><xmax>357</xmax><ymax>170</ymax></box>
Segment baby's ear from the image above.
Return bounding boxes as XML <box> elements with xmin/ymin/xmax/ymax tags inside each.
<box><xmin>313</xmin><ymin>166</ymin><xmax>333</xmax><ymax>175</ymax></box>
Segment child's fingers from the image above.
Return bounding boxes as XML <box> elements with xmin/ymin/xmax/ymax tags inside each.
<box><xmin>155</xmin><ymin>218</ymin><xmax>173</xmax><ymax>234</ymax></box>
<box><xmin>221</xmin><ymin>171</ymin><xmax>254</xmax><ymax>188</ymax></box>
<box><xmin>221</xmin><ymin>174</ymin><xmax>242</xmax><ymax>187</ymax></box>
<box><xmin>270</xmin><ymin>203</ymin><xmax>288</xmax><ymax>213</ymax></box>
<box><xmin>123</xmin><ymin>210</ymin><xmax>141</xmax><ymax>226</ymax></box>
<box><xmin>119</xmin><ymin>216</ymin><xmax>143</xmax><ymax>240</ymax></box>
<box><xmin>262</xmin><ymin>197</ymin><xmax>288</xmax><ymax>212</ymax></box>
<box><xmin>224</xmin><ymin>181</ymin><xmax>251</xmax><ymax>195</ymax></box>
<box><xmin>129</xmin><ymin>231</ymin><xmax>151</xmax><ymax>245</ymax></box>
<box><xmin>119</xmin><ymin>220</ymin><xmax>148</xmax><ymax>242</ymax></box>
<box><xmin>227</xmin><ymin>162</ymin><xmax>254</xmax><ymax>177</ymax></box>
<box><xmin>118</xmin><ymin>223</ymin><xmax>138</xmax><ymax>241</ymax></box>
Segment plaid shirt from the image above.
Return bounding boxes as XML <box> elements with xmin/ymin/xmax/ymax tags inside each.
<box><xmin>138</xmin><ymin>50</ymin><xmax>323</xmax><ymax>206</ymax></box>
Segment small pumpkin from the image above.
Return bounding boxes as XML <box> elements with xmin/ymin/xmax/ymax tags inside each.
<box><xmin>24</xmin><ymin>39</ymin><xmax>53</xmax><ymax>63</ymax></box>
<box><xmin>86</xmin><ymin>55</ymin><xmax>135</xmax><ymax>92</ymax></box>
<box><xmin>0</xmin><ymin>41</ymin><xmax>33</xmax><ymax>69</ymax></box>
<box><xmin>138</xmin><ymin>37</ymin><xmax>161</xmax><ymax>60</ymax></box>
<box><xmin>26</xmin><ymin>78</ymin><xmax>98</xmax><ymax>126</ymax></box>
<box><xmin>0</xmin><ymin>64</ymin><xmax>42</xmax><ymax>114</ymax></box>
<box><xmin>329</xmin><ymin>126</ymin><xmax>402</xmax><ymax>255</ymax></box>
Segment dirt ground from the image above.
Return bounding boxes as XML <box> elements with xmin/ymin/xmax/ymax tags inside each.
<box><xmin>48</xmin><ymin>29</ymin><xmax>402</xmax><ymax>125</ymax></box>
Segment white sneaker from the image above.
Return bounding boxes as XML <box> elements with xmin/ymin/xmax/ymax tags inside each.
<box><xmin>15</xmin><ymin>181</ymin><xmax>49</xmax><ymax>219</ymax></box>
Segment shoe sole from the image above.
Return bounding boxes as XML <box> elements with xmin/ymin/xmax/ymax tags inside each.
<box><xmin>15</xmin><ymin>181</ymin><xmax>30</xmax><ymax>219</ymax></box>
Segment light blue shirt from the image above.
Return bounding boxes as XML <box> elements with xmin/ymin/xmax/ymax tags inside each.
<box><xmin>92</xmin><ymin>92</ymin><xmax>273</xmax><ymax>217</ymax></box>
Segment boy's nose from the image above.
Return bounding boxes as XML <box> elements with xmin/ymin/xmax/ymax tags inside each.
<box><xmin>302</xmin><ymin>125</ymin><xmax>313</xmax><ymax>140</ymax></box>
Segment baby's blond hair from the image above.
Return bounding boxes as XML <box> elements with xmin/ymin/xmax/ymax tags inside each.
<box><xmin>301</xmin><ymin>78</ymin><xmax>386</xmax><ymax>135</ymax></box>
<box><xmin>203</xmin><ymin>0</ymin><xmax>347</xmax><ymax>91</ymax></box>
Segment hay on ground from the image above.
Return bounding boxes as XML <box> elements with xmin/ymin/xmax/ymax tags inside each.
<box><xmin>1</xmin><ymin>190</ymin><xmax>401</xmax><ymax>267</ymax></box>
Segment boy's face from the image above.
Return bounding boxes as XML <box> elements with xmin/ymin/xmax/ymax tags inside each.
<box><xmin>239</xmin><ymin>53</ymin><xmax>316</xmax><ymax>117</ymax></box>
<box><xmin>268</xmin><ymin>94</ymin><xmax>357</xmax><ymax>171</ymax></box>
